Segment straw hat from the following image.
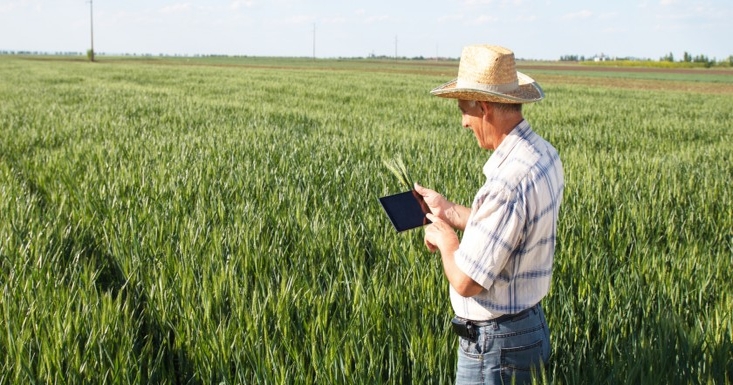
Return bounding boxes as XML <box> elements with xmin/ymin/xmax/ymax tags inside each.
<box><xmin>431</xmin><ymin>45</ymin><xmax>544</xmax><ymax>103</ymax></box>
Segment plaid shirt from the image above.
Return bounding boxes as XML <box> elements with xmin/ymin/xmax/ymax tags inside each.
<box><xmin>452</xmin><ymin>120</ymin><xmax>564</xmax><ymax>320</ymax></box>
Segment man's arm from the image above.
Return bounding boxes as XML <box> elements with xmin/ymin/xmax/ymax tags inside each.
<box><xmin>424</xmin><ymin>213</ymin><xmax>483</xmax><ymax>297</ymax></box>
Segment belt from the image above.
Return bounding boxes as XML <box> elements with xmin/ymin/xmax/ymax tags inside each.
<box><xmin>451</xmin><ymin>304</ymin><xmax>539</xmax><ymax>341</ymax></box>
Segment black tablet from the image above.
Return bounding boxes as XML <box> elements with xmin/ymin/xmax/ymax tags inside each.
<box><xmin>379</xmin><ymin>190</ymin><xmax>431</xmax><ymax>232</ymax></box>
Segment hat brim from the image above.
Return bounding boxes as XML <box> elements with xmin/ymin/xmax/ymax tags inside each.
<box><xmin>430</xmin><ymin>71</ymin><xmax>544</xmax><ymax>104</ymax></box>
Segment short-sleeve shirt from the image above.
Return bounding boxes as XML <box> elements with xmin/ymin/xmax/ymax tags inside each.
<box><xmin>451</xmin><ymin>120</ymin><xmax>564</xmax><ymax>320</ymax></box>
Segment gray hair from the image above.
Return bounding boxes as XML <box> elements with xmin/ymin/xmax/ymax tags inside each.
<box><xmin>461</xmin><ymin>99</ymin><xmax>522</xmax><ymax>113</ymax></box>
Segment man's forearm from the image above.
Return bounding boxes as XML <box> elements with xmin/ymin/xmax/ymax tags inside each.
<box><xmin>440</xmin><ymin>248</ymin><xmax>483</xmax><ymax>297</ymax></box>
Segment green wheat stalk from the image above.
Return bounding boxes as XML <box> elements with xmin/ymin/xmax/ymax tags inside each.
<box><xmin>383</xmin><ymin>156</ymin><xmax>413</xmax><ymax>190</ymax></box>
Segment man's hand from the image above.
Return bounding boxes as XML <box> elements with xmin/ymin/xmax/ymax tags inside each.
<box><xmin>413</xmin><ymin>182</ymin><xmax>449</xmax><ymax>218</ymax></box>
<box><xmin>424</xmin><ymin>213</ymin><xmax>459</xmax><ymax>254</ymax></box>
<box><xmin>414</xmin><ymin>183</ymin><xmax>470</xmax><ymax>231</ymax></box>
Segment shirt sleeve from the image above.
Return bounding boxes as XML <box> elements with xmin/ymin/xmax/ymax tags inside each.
<box><xmin>454</xmin><ymin>186</ymin><xmax>526</xmax><ymax>291</ymax></box>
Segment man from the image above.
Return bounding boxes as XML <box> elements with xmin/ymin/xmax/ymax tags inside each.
<box><xmin>414</xmin><ymin>45</ymin><xmax>564</xmax><ymax>384</ymax></box>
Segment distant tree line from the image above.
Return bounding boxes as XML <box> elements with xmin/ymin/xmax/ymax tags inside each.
<box><xmin>560</xmin><ymin>51</ymin><xmax>732</xmax><ymax>68</ymax></box>
<box><xmin>1</xmin><ymin>50</ymin><xmax>84</xmax><ymax>56</ymax></box>
<box><xmin>659</xmin><ymin>51</ymin><xmax>731</xmax><ymax>68</ymax></box>
<box><xmin>0</xmin><ymin>50</ymin><xmax>163</xmax><ymax>57</ymax></box>
<box><xmin>2</xmin><ymin>50</ymin><xmax>730</xmax><ymax>66</ymax></box>
<box><xmin>0</xmin><ymin>50</ymin><xmax>455</xmax><ymax>61</ymax></box>
<box><xmin>560</xmin><ymin>54</ymin><xmax>586</xmax><ymax>61</ymax></box>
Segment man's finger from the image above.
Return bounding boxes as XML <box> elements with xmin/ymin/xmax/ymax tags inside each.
<box><xmin>414</xmin><ymin>182</ymin><xmax>426</xmax><ymax>195</ymax></box>
<box><xmin>426</xmin><ymin>213</ymin><xmax>440</xmax><ymax>223</ymax></box>
<box><xmin>424</xmin><ymin>239</ymin><xmax>438</xmax><ymax>253</ymax></box>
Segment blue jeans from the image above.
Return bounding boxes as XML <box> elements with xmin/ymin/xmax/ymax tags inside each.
<box><xmin>455</xmin><ymin>304</ymin><xmax>550</xmax><ymax>385</ymax></box>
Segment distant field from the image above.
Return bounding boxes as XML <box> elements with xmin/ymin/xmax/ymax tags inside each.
<box><xmin>19</xmin><ymin>54</ymin><xmax>733</xmax><ymax>86</ymax></box>
<box><xmin>1</xmin><ymin>55</ymin><xmax>731</xmax><ymax>384</ymax></box>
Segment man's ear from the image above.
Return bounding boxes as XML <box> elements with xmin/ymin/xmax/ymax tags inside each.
<box><xmin>478</xmin><ymin>101</ymin><xmax>491</xmax><ymax>116</ymax></box>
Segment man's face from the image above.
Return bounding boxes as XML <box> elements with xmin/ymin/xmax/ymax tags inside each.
<box><xmin>457</xmin><ymin>100</ymin><xmax>490</xmax><ymax>149</ymax></box>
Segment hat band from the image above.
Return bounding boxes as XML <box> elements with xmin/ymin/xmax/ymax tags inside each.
<box><xmin>455</xmin><ymin>78</ymin><xmax>519</xmax><ymax>94</ymax></box>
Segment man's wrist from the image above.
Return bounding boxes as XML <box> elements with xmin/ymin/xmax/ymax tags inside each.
<box><xmin>447</xmin><ymin>204</ymin><xmax>468</xmax><ymax>230</ymax></box>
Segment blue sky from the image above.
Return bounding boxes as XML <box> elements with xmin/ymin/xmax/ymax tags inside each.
<box><xmin>1</xmin><ymin>0</ymin><xmax>730</xmax><ymax>60</ymax></box>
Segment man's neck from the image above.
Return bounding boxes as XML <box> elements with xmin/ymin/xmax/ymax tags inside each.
<box><xmin>490</xmin><ymin>113</ymin><xmax>524</xmax><ymax>149</ymax></box>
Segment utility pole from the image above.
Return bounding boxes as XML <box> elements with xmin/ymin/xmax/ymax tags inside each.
<box><xmin>394</xmin><ymin>35</ymin><xmax>398</xmax><ymax>59</ymax></box>
<box><xmin>312</xmin><ymin>23</ymin><xmax>316</xmax><ymax>60</ymax></box>
<box><xmin>89</xmin><ymin>0</ymin><xmax>94</xmax><ymax>61</ymax></box>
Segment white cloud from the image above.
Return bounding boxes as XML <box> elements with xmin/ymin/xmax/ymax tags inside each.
<box><xmin>515</xmin><ymin>14</ymin><xmax>537</xmax><ymax>22</ymax></box>
<box><xmin>654</xmin><ymin>12</ymin><xmax>689</xmax><ymax>21</ymax></box>
<box><xmin>196</xmin><ymin>5</ymin><xmax>218</xmax><ymax>13</ymax></box>
<box><xmin>602</xmin><ymin>26</ymin><xmax>627</xmax><ymax>33</ymax></box>
<box><xmin>0</xmin><ymin>2</ymin><xmax>15</xmax><ymax>13</ymax></box>
<box><xmin>438</xmin><ymin>14</ymin><xmax>464</xmax><ymax>23</ymax></box>
<box><xmin>364</xmin><ymin>14</ymin><xmax>390</xmax><ymax>23</ymax></box>
<box><xmin>230</xmin><ymin>1</ymin><xmax>256</xmax><ymax>11</ymax></box>
<box><xmin>279</xmin><ymin>14</ymin><xmax>312</xmax><ymax>25</ymax></box>
<box><xmin>653</xmin><ymin>22</ymin><xmax>683</xmax><ymax>31</ymax></box>
<box><xmin>562</xmin><ymin>10</ymin><xmax>593</xmax><ymax>20</ymax></box>
<box><xmin>321</xmin><ymin>16</ymin><xmax>347</xmax><ymax>24</ymax></box>
<box><xmin>0</xmin><ymin>0</ymin><xmax>42</xmax><ymax>13</ymax></box>
<box><xmin>473</xmin><ymin>14</ymin><xmax>498</xmax><ymax>24</ymax></box>
<box><xmin>160</xmin><ymin>3</ymin><xmax>191</xmax><ymax>14</ymax></box>
<box><xmin>599</xmin><ymin>12</ymin><xmax>618</xmax><ymax>20</ymax></box>
<box><xmin>105</xmin><ymin>10</ymin><xmax>157</xmax><ymax>27</ymax></box>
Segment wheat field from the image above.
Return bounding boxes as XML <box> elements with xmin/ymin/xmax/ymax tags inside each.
<box><xmin>0</xmin><ymin>56</ymin><xmax>731</xmax><ymax>384</ymax></box>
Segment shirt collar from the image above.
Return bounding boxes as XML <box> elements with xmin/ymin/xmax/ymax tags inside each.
<box><xmin>483</xmin><ymin>119</ymin><xmax>531</xmax><ymax>177</ymax></box>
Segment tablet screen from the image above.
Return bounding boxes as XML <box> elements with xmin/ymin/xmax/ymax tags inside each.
<box><xmin>378</xmin><ymin>190</ymin><xmax>431</xmax><ymax>232</ymax></box>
